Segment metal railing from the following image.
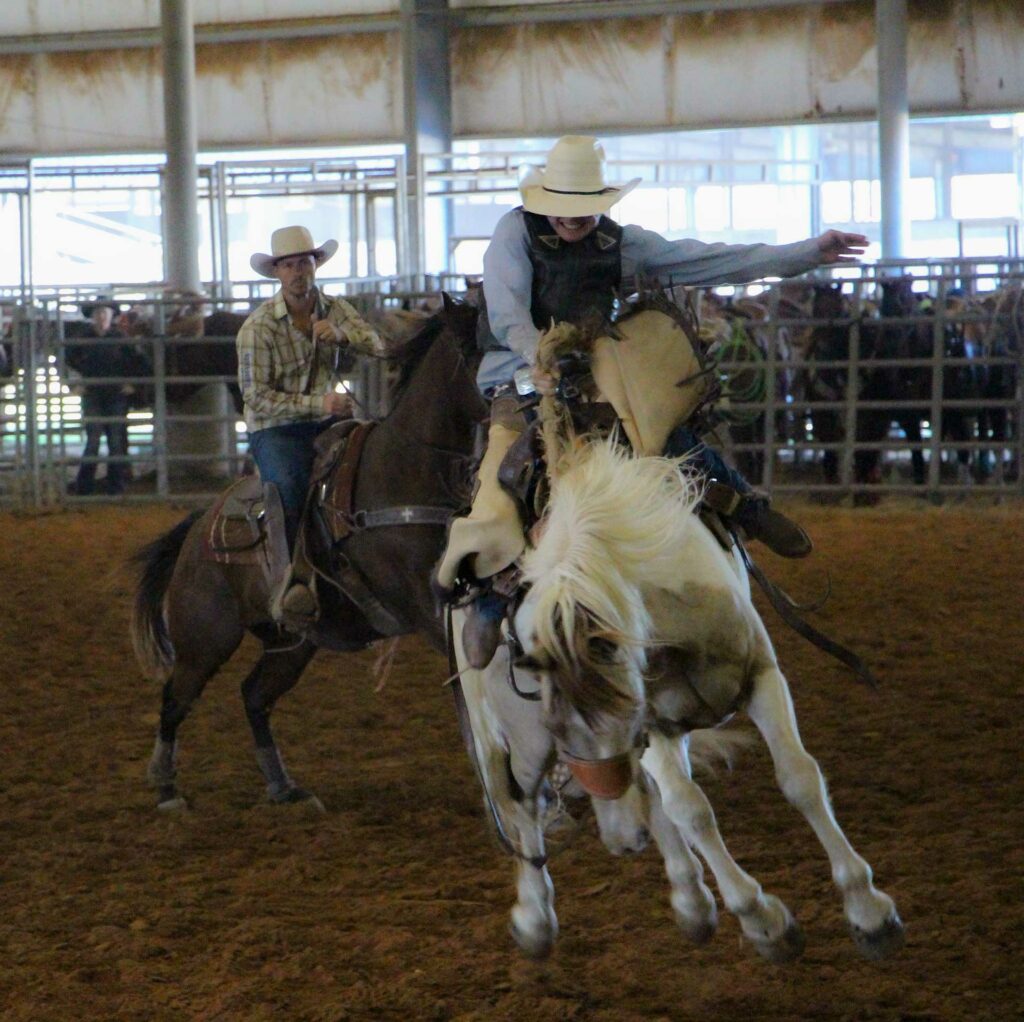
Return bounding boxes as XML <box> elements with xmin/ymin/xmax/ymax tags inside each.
<box><xmin>2</xmin><ymin>262</ymin><xmax>1021</xmax><ymax>509</ymax></box>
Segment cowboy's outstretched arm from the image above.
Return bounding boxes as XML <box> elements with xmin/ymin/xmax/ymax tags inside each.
<box><xmin>625</xmin><ymin>226</ymin><xmax>824</xmax><ymax>285</ymax></box>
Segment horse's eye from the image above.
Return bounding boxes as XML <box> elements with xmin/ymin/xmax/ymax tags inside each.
<box><xmin>589</xmin><ymin>637</ymin><xmax>618</xmax><ymax>664</ymax></box>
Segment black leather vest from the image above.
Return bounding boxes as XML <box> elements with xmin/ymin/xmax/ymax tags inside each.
<box><xmin>523</xmin><ymin>210</ymin><xmax>623</xmax><ymax>330</ymax></box>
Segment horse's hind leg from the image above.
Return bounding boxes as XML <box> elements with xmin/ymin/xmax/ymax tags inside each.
<box><xmin>643</xmin><ymin>732</ymin><xmax>805</xmax><ymax>963</ymax></box>
<box><xmin>745</xmin><ymin>661</ymin><xmax>904</xmax><ymax>960</ymax></box>
<box><xmin>241</xmin><ymin>638</ymin><xmax>321</xmax><ymax>808</ymax></box>
<box><xmin>148</xmin><ymin>621</ymin><xmax>244</xmax><ymax>810</ymax></box>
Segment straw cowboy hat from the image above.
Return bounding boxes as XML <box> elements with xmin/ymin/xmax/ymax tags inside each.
<box><xmin>250</xmin><ymin>225</ymin><xmax>339</xmax><ymax>278</ymax></box>
<box><xmin>519</xmin><ymin>135</ymin><xmax>641</xmax><ymax>218</ymax></box>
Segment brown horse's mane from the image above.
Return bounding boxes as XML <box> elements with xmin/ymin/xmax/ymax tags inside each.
<box><xmin>382</xmin><ymin>314</ymin><xmax>447</xmax><ymax>402</ymax></box>
<box><xmin>381</xmin><ymin>301</ymin><xmax>480</xmax><ymax>410</ymax></box>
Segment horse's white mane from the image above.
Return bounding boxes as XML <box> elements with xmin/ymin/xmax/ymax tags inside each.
<box><xmin>520</xmin><ymin>437</ymin><xmax>702</xmax><ymax>680</ymax></box>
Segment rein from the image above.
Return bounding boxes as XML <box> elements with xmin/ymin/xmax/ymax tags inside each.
<box><xmin>737</xmin><ymin>542</ymin><xmax>879</xmax><ymax>688</ymax></box>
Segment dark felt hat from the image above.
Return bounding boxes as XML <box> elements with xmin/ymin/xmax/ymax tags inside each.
<box><xmin>80</xmin><ymin>295</ymin><xmax>122</xmax><ymax>317</ymax></box>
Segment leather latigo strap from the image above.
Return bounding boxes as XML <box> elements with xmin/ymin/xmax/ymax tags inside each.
<box><xmin>321</xmin><ymin>420</ymin><xmax>376</xmax><ymax>540</ymax></box>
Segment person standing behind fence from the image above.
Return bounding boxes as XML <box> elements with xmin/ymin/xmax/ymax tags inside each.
<box><xmin>67</xmin><ymin>296</ymin><xmax>146</xmax><ymax>496</ymax></box>
<box><xmin>238</xmin><ymin>225</ymin><xmax>386</xmax><ymax>631</ymax></box>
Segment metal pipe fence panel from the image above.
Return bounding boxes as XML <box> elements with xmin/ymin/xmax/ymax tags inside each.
<box><xmin>2</xmin><ymin>264</ymin><xmax>1022</xmax><ymax>509</ymax></box>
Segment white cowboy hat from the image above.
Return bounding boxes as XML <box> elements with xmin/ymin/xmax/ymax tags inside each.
<box><xmin>519</xmin><ymin>135</ymin><xmax>641</xmax><ymax>218</ymax></box>
<box><xmin>250</xmin><ymin>225</ymin><xmax>339</xmax><ymax>278</ymax></box>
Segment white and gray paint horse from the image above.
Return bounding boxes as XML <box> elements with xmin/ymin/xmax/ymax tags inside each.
<box><xmin>477</xmin><ymin>436</ymin><xmax>903</xmax><ymax>962</ymax></box>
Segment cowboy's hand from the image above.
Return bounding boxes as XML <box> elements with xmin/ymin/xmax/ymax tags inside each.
<box><xmin>322</xmin><ymin>391</ymin><xmax>353</xmax><ymax>417</ymax></box>
<box><xmin>531</xmin><ymin>365</ymin><xmax>557</xmax><ymax>396</ymax></box>
<box><xmin>816</xmin><ymin>229</ymin><xmax>869</xmax><ymax>265</ymax></box>
<box><xmin>312</xmin><ymin>316</ymin><xmax>345</xmax><ymax>344</ymax></box>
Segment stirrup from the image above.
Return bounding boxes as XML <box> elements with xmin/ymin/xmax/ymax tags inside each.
<box><xmin>274</xmin><ymin>579</ymin><xmax>319</xmax><ymax>632</ymax></box>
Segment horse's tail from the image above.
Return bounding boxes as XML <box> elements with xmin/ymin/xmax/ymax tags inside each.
<box><xmin>129</xmin><ymin>510</ymin><xmax>203</xmax><ymax>679</ymax></box>
<box><xmin>687</xmin><ymin>727</ymin><xmax>757</xmax><ymax>776</ymax></box>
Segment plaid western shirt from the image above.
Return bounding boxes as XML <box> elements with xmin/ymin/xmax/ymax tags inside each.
<box><xmin>237</xmin><ymin>287</ymin><xmax>384</xmax><ymax>433</ymax></box>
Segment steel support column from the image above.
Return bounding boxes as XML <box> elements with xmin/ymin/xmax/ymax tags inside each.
<box><xmin>161</xmin><ymin>0</ymin><xmax>230</xmax><ymax>485</ymax></box>
<box><xmin>401</xmin><ymin>0</ymin><xmax>452</xmax><ymax>281</ymax></box>
<box><xmin>876</xmin><ymin>0</ymin><xmax>910</xmax><ymax>261</ymax></box>
<box><xmin>161</xmin><ymin>0</ymin><xmax>201</xmax><ymax>295</ymax></box>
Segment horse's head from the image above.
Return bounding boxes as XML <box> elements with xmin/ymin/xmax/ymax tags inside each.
<box><xmin>811</xmin><ymin>282</ymin><xmax>846</xmax><ymax>320</ymax></box>
<box><xmin>878</xmin><ymin>275</ymin><xmax>917</xmax><ymax>318</ymax></box>
<box><xmin>510</xmin><ymin>437</ymin><xmax>701</xmax><ymax>806</ymax></box>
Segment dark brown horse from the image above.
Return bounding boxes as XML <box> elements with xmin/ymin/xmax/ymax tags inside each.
<box><xmin>131</xmin><ymin>300</ymin><xmax>487</xmax><ymax>809</ymax></box>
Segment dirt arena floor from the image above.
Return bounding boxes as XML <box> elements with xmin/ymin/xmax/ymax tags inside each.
<box><xmin>2</xmin><ymin>501</ymin><xmax>1021</xmax><ymax>1022</ymax></box>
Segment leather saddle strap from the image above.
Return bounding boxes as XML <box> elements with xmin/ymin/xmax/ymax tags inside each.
<box><xmin>738</xmin><ymin>543</ymin><xmax>879</xmax><ymax>689</ymax></box>
<box><xmin>353</xmin><ymin>506</ymin><xmax>455</xmax><ymax>529</ymax></box>
<box><xmin>325</xmin><ymin>420</ymin><xmax>376</xmax><ymax>520</ymax></box>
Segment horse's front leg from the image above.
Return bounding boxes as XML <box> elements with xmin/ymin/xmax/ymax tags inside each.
<box><xmin>242</xmin><ymin>637</ymin><xmax>323</xmax><ymax>810</ymax></box>
<box><xmin>456</xmin><ymin>623</ymin><xmax>558</xmax><ymax>959</ymax></box>
<box><xmin>643</xmin><ymin>731</ymin><xmax>805</xmax><ymax>963</ymax></box>
<box><xmin>644</xmin><ymin>770</ymin><xmax>718</xmax><ymax>945</ymax></box>
<box><xmin>746</xmin><ymin>660</ymin><xmax>904</xmax><ymax>960</ymax></box>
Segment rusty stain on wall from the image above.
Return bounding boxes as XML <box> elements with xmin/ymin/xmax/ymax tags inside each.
<box><xmin>453</xmin><ymin>27</ymin><xmax>517</xmax><ymax>92</ymax></box>
<box><xmin>0</xmin><ymin>55</ymin><xmax>35</xmax><ymax>130</ymax></box>
<box><xmin>812</xmin><ymin>6</ymin><xmax>873</xmax><ymax>83</ymax></box>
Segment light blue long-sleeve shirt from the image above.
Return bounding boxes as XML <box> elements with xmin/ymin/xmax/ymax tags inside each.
<box><xmin>477</xmin><ymin>208</ymin><xmax>823</xmax><ymax>392</ymax></box>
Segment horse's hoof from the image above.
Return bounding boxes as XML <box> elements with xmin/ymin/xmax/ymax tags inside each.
<box><xmin>509</xmin><ymin>919</ymin><xmax>555</xmax><ymax>961</ymax></box>
<box><xmin>269</xmin><ymin>786</ymin><xmax>326</xmax><ymax>813</ymax></box>
<box><xmin>156</xmin><ymin>796</ymin><xmax>188</xmax><ymax>812</ymax></box>
<box><xmin>675</xmin><ymin>914</ymin><xmax>717</xmax><ymax>946</ymax></box>
<box><xmin>753</xmin><ymin>919</ymin><xmax>806</xmax><ymax>964</ymax></box>
<box><xmin>851</xmin><ymin>912</ymin><xmax>905</xmax><ymax>960</ymax></box>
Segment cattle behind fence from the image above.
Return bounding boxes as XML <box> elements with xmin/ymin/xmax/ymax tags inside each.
<box><xmin>1</xmin><ymin>264</ymin><xmax>1022</xmax><ymax>509</ymax></box>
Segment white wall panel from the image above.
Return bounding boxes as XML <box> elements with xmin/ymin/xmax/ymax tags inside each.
<box><xmin>194</xmin><ymin>35</ymin><xmax>402</xmax><ymax>148</ymax></box>
<box><xmin>455</xmin><ymin>3</ymin><xmax>1024</xmax><ymax>136</ymax></box>
<box><xmin>0</xmin><ymin>1</ymin><xmax>397</xmax><ymax>35</ymax></box>
<box><xmin>0</xmin><ymin>2</ymin><xmax>1022</xmax><ymax>155</ymax></box>
<box><xmin>0</xmin><ymin>35</ymin><xmax>401</xmax><ymax>155</ymax></box>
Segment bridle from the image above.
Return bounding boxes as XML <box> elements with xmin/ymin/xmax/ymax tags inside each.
<box><xmin>505</xmin><ymin>598</ymin><xmax>641</xmax><ymax>802</ymax></box>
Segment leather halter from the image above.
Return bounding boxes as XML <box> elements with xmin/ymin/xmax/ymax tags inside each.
<box><xmin>504</xmin><ymin>597</ymin><xmax>636</xmax><ymax>801</ymax></box>
<box><xmin>560</xmin><ymin>750</ymin><xmax>634</xmax><ymax>801</ymax></box>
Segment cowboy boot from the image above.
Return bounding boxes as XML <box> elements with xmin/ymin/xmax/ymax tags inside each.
<box><xmin>436</xmin><ymin>420</ymin><xmax>526</xmax><ymax>590</ymax></box>
<box><xmin>704</xmin><ymin>481</ymin><xmax>812</xmax><ymax>559</ymax></box>
<box><xmin>271</xmin><ymin>517</ymin><xmax>320</xmax><ymax>633</ymax></box>
<box><xmin>436</xmin><ymin>420</ymin><xmax>526</xmax><ymax>669</ymax></box>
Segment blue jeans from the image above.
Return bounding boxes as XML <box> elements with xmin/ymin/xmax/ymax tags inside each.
<box><xmin>248</xmin><ymin>418</ymin><xmax>336</xmax><ymax>547</ymax></box>
<box><xmin>665</xmin><ymin>424</ymin><xmax>751</xmax><ymax>495</ymax></box>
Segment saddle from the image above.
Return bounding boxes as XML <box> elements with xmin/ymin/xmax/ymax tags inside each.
<box><xmin>202</xmin><ymin>475</ymin><xmax>290</xmax><ymax>597</ymax></box>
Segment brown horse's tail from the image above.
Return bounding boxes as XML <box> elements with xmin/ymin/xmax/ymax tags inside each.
<box><xmin>130</xmin><ymin>510</ymin><xmax>203</xmax><ymax>679</ymax></box>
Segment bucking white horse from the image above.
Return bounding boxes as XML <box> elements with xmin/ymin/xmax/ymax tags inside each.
<box><xmin>456</xmin><ymin>436</ymin><xmax>904</xmax><ymax>962</ymax></box>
